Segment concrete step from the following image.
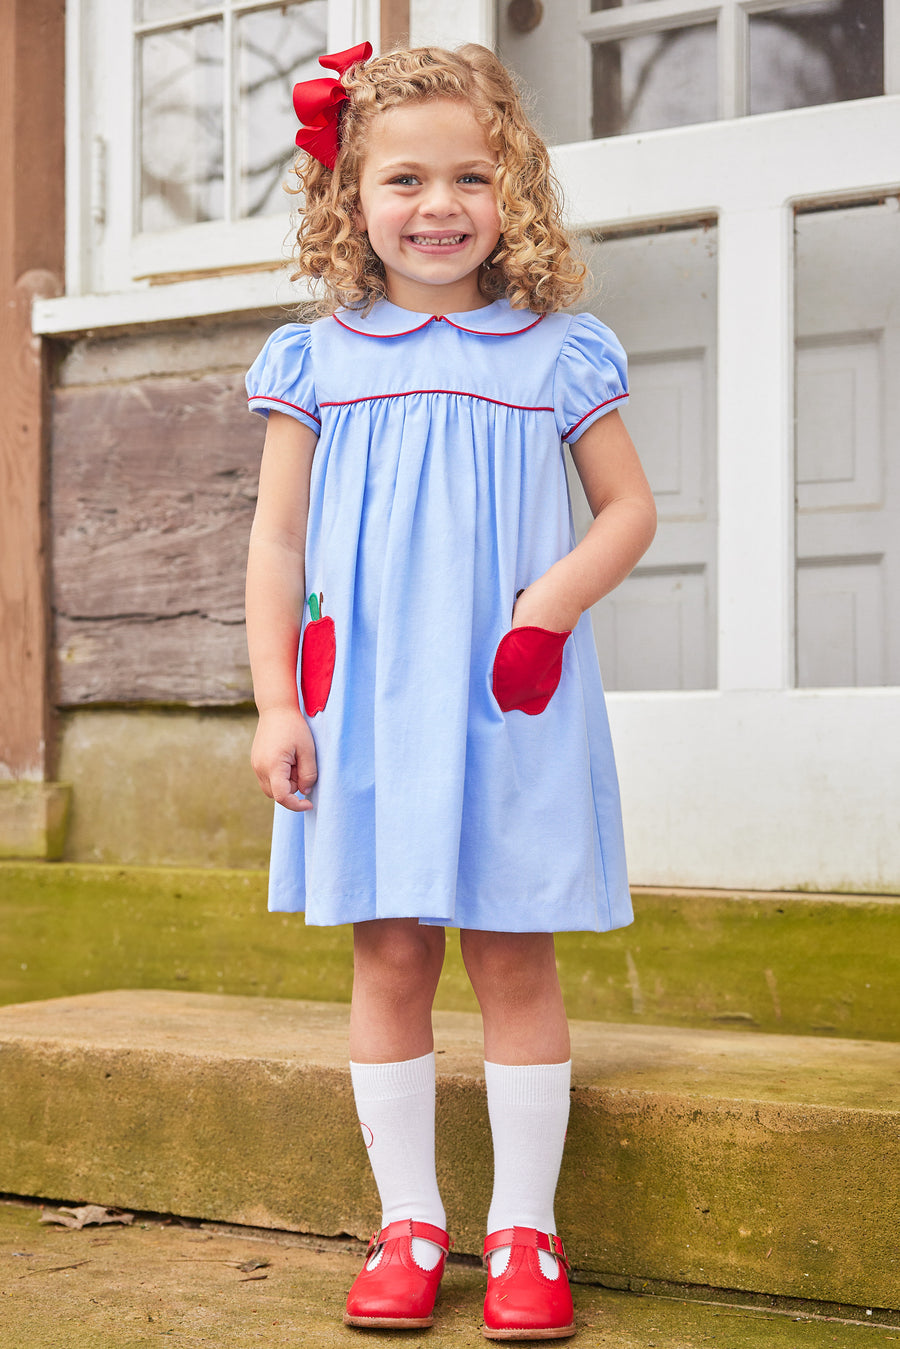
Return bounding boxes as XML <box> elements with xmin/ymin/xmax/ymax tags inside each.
<box><xmin>3</xmin><ymin>862</ymin><xmax>900</xmax><ymax>1040</ymax></box>
<box><xmin>1</xmin><ymin>991</ymin><xmax>897</xmax><ymax>1317</ymax></box>
<box><xmin>1</xmin><ymin>1199</ymin><xmax>896</xmax><ymax>1349</ymax></box>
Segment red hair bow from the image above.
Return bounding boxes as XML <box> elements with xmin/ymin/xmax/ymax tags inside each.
<box><xmin>293</xmin><ymin>41</ymin><xmax>373</xmax><ymax>170</ymax></box>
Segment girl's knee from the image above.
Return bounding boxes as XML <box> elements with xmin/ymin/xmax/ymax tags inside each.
<box><xmin>354</xmin><ymin>919</ymin><xmax>445</xmax><ymax>995</ymax></box>
<box><xmin>460</xmin><ymin>930</ymin><xmax>558</xmax><ymax>1002</ymax></box>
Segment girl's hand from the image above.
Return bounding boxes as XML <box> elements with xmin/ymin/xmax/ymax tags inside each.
<box><xmin>251</xmin><ymin>707</ymin><xmax>318</xmax><ymax>812</ymax></box>
<box><xmin>511</xmin><ymin>571</ymin><xmax>583</xmax><ymax>634</ymax></box>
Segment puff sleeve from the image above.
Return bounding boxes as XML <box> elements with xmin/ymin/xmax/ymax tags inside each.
<box><xmin>246</xmin><ymin>323</ymin><xmax>320</xmax><ymax>435</ymax></box>
<box><xmin>554</xmin><ymin>313</ymin><xmax>629</xmax><ymax>443</ymax></box>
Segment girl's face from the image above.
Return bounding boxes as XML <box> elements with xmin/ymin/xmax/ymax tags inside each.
<box><xmin>355</xmin><ymin>98</ymin><xmax>502</xmax><ymax>314</ymax></box>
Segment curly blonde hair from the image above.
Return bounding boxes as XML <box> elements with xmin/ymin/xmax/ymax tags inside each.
<box><xmin>290</xmin><ymin>44</ymin><xmax>586</xmax><ymax>315</ymax></box>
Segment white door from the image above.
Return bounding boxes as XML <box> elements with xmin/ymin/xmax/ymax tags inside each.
<box><xmin>795</xmin><ymin>201</ymin><xmax>900</xmax><ymax>687</ymax></box>
<box><xmin>570</xmin><ymin>225</ymin><xmax>718</xmax><ymax>690</ymax></box>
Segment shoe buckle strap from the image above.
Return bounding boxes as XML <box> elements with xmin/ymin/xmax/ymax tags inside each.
<box><xmin>545</xmin><ymin>1232</ymin><xmax>569</xmax><ymax>1269</ymax></box>
<box><xmin>482</xmin><ymin>1227</ymin><xmax>569</xmax><ymax>1269</ymax></box>
<box><xmin>370</xmin><ymin>1219</ymin><xmax>450</xmax><ymax>1256</ymax></box>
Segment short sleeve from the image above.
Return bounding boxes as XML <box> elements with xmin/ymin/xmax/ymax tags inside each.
<box><xmin>554</xmin><ymin>313</ymin><xmax>628</xmax><ymax>443</ymax></box>
<box><xmin>246</xmin><ymin>323</ymin><xmax>320</xmax><ymax>434</ymax></box>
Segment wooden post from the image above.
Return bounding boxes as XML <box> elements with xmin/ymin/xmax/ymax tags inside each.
<box><xmin>380</xmin><ymin>0</ymin><xmax>409</xmax><ymax>50</ymax></box>
<box><xmin>0</xmin><ymin>0</ymin><xmax>68</xmax><ymax>857</ymax></box>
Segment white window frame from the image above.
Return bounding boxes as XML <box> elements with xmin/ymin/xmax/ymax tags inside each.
<box><xmin>581</xmin><ymin>0</ymin><xmax>899</xmax><ymax>123</ymax></box>
<box><xmin>60</xmin><ymin>0</ymin><xmax>377</xmax><ymax>304</ymax></box>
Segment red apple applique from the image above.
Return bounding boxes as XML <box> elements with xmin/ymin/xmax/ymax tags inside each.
<box><xmin>492</xmin><ymin>625</ymin><xmax>571</xmax><ymax>715</ymax></box>
<box><xmin>300</xmin><ymin>591</ymin><xmax>336</xmax><ymax>716</ymax></box>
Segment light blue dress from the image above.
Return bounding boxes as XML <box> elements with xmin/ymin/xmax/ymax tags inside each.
<box><xmin>247</xmin><ymin>297</ymin><xmax>633</xmax><ymax>933</ymax></box>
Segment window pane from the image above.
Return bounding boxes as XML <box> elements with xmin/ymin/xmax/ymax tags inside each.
<box><xmin>593</xmin><ymin>25</ymin><xmax>717</xmax><ymax>137</ymax></box>
<box><xmin>749</xmin><ymin>0</ymin><xmax>883</xmax><ymax>115</ymax></box>
<box><xmin>575</xmin><ymin>223</ymin><xmax>719</xmax><ymax>690</ymax></box>
<box><xmin>139</xmin><ymin>21</ymin><xmax>224</xmax><ymax>231</ymax></box>
<box><xmin>136</xmin><ymin>0</ymin><xmax>214</xmax><ymax>22</ymax></box>
<box><xmin>794</xmin><ymin>202</ymin><xmax>900</xmax><ymax>687</ymax></box>
<box><xmin>238</xmin><ymin>1</ymin><xmax>328</xmax><ymax>219</ymax></box>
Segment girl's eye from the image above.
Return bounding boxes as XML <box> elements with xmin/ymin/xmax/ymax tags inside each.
<box><xmin>390</xmin><ymin>174</ymin><xmax>419</xmax><ymax>186</ymax></box>
<box><xmin>460</xmin><ymin>174</ymin><xmax>489</xmax><ymax>184</ymax></box>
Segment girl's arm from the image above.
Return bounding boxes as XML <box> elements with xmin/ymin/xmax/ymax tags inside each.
<box><xmin>245</xmin><ymin>410</ymin><xmax>319</xmax><ymax>813</ymax></box>
<box><xmin>513</xmin><ymin>410</ymin><xmax>657</xmax><ymax>631</ymax></box>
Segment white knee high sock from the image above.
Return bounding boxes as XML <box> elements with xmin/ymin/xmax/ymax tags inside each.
<box><xmin>484</xmin><ymin>1059</ymin><xmax>572</xmax><ymax>1277</ymax></box>
<box><xmin>349</xmin><ymin>1053</ymin><xmax>446</xmax><ymax>1270</ymax></box>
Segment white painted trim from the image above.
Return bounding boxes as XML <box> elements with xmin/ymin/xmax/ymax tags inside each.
<box><xmin>64</xmin><ymin>0</ymin><xmax>87</xmax><ymax>296</ymax></box>
<box><xmin>32</xmin><ymin>269</ymin><xmax>312</xmax><ymax>337</ymax></box>
<box><xmin>409</xmin><ymin>0</ymin><xmax>493</xmax><ymax>49</ymax></box>
<box><xmin>581</xmin><ymin>0</ymin><xmax>832</xmax><ymax>41</ymax></box>
<box><xmin>328</xmin><ymin>0</ymin><xmax>379</xmax><ymax>47</ymax></box>
<box><xmin>131</xmin><ymin>214</ymin><xmax>297</xmax><ymax>280</ymax></box>
<box><xmin>553</xmin><ymin>97</ymin><xmax>900</xmax><ymax>230</ymax></box>
<box><xmin>717</xmin><ymin>0</ymin><xmax>747</xmax><ymax>120</ymax></box>
<box><xmin>887</xmin><ymin>0</ymin><xmax>900</xmax><ymax>94</ymax></box>
<box><xmin>581</xmin><ymin>0</ymin><xmax>720</xmax><ymax>41</ymax></box>
<box><xmin>608</xmin><ymin>688</ymin><xmax>900</xmax><ymax>892</ymax></box>
<box><xmin>716</xmin><ymin>205</ymin><xmax>795</xmax><ymax>690</ymax></box>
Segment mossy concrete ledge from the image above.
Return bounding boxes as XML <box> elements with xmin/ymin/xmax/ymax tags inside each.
<box><xmin>0</xmin><ymin>782</ymin><xmax>70</xmax><ymax>859</ymax></box>
<box><xmin>0</xmin><ymin>991</ymin><xmax>897</xmax><ymax>1313</ymax></box>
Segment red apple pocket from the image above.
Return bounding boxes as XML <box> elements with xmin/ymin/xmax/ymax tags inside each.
<box><xmin>492</xmin><ymin>625</ymin><xmax>571</xmax><ymax>716</ymax></box>
<box><xmin>300</xmin><ymin>592</ymin><xmax>336</xmax><ymax>716</ymax></box>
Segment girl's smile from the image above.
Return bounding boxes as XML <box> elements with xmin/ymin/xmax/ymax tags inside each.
<box><xmin>355</xmin><ymin>98</ymin><xmax>502</xmax><ymax>313</ymax></box>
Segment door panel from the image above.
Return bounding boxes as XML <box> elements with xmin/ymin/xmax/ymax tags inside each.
<box><xmin>570</xmin><ymin>223</ymin><xmax>717</xmax><ymax>689</ymax></box>
<box><xmin>795</xmin><ymin>203</ymin><xmax>900</xmax><ymax>687</ymax></box>
<box><xmin>797</xmin><ymin>335</ymin><xmax>882</xmax><ymax>511</ymax></box>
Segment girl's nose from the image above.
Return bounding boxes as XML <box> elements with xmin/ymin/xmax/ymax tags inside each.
<box><xmin>420</xmin><ymin>182</ymin><xmax>459</xmax><ymax>217</ymax></box>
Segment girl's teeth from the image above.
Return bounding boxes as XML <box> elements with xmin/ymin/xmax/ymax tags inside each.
<box><xmin>410</xmin><ymin>235</ymin><xmax>465</xmax><ymax>245</ymax></box>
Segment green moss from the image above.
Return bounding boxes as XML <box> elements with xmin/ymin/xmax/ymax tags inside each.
<box><xmin>0</xmin><ymin>783</ymin><xmax>71</xmax><ymax>860</ymax></box>
<box><xmin>2</xmin><ymin>864</ymin><xmax>899</xmax><ymax>1040</ymax></box>
<box><xmin>0</xmin><ymin>862</ymin><xmax>477</xmax><ymax>1015</ymax></box>
<box><xmin>554</xmin><ymin>891</ymin><xmax>900</xmax><ymax>1039</ymax></box>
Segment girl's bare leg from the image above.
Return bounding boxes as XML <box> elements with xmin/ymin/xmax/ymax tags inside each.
<box><xmin>459</xmin><ymin>929</ymin><xmax>570</xmax><ymax>1064</ymax></box>
<box><xmin>350</xmin><ymin>918</ymin><xmax>446</xmax><ymax>1061</ymax></box>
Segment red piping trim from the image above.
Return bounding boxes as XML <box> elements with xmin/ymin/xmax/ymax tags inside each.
<box><xmin>248</xmin><ymin>394</ymin><xmax>321</xmax><ymax>425</ymax></box>
<box><xmin>319</xmin><ymin>389</ymin><xmax>554</xmax><ymax>414</ymax></box>
<box><xmin>332</xmin><ymin>312</ymin><xmax>546</xmax><ymax>338</ymax></box>
<box><xmin>443</xmin><ymin>312</ymin><xmax>545</xmax><ymax>336</ymax></box>
<box><xmin>564</xmin><ymin>391</ymin><xmax>628</xmax><ymax>439</ymax></box>
<box><xmin>333</xmin><ymin>312</ymin><xmax>434</xmax><ymax>337</ymax></box>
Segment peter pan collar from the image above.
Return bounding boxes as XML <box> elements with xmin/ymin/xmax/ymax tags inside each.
<box><xmin>333</xmin><ymin>298</ymin><xmax>545</xmax><ymax>338</ymax></box>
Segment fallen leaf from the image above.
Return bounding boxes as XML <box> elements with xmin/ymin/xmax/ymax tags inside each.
<box><xmin>237</xmin><ymin>1258</ymin><xmax>271</xmax><ymax>1273</ymax></box>
<box><xmin>40</xmin><ymin>1205</ymin><xmax>134</xmax><ymax>1230</ymax></box>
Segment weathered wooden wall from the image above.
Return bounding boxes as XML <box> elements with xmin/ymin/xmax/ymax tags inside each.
<box><xmin>51</xmin><ymin>321</ymin><xmax>273</xmax><ymax>707</ymax></box>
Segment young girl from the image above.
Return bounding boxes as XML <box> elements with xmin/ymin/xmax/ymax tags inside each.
<box><xmin>245</xmin><ymin>42</ymin><xmax>656</xmax><ymax>1340</ymax></box>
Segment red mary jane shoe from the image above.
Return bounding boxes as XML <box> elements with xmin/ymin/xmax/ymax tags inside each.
<box><xmin>344</xmin><ymin>1219</ymin><xmax>450</xmax><ymax>1329</ymax></box>
<box><xmin>482</xmin><ymin>1227</ymin><xmax>575</xmax><ymax>1341</ymax></box>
